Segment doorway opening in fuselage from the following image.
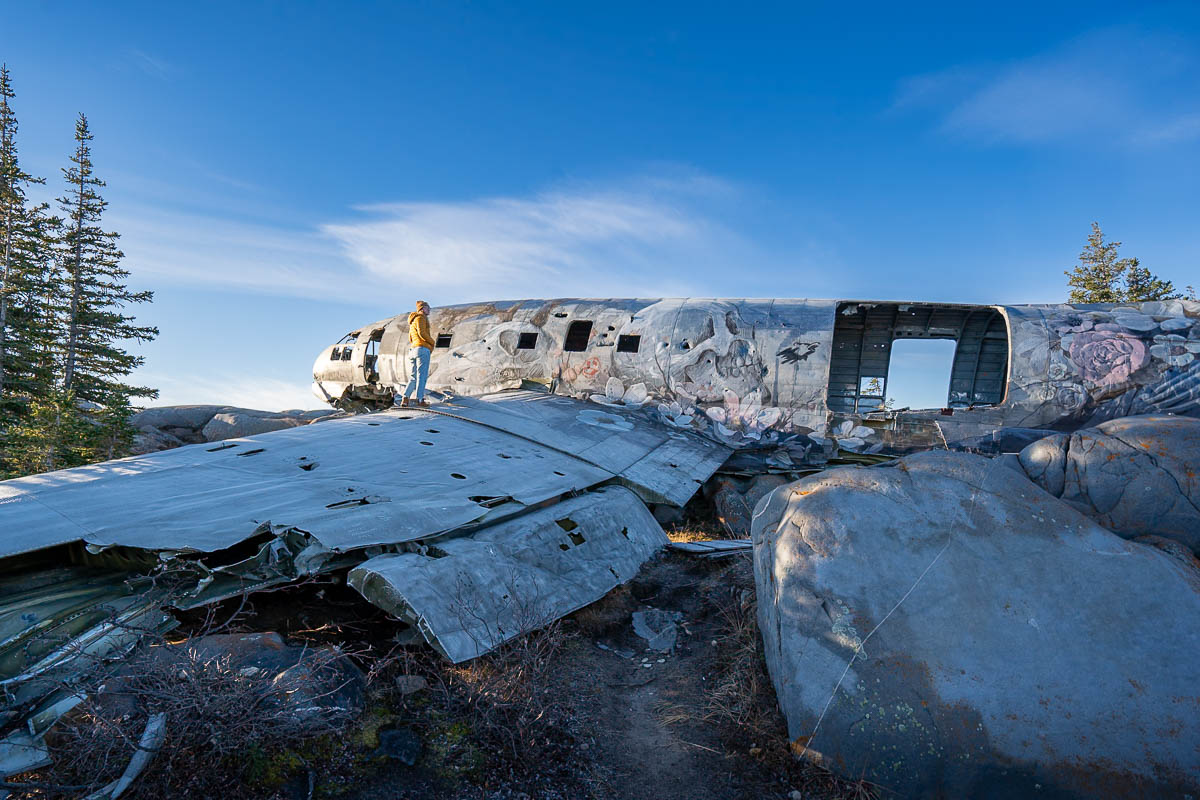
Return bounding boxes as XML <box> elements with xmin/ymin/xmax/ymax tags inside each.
<box><xmin>826</xmin><ymin>303</ymin><xmax>1009</xmax><ymax>413</ymax></box>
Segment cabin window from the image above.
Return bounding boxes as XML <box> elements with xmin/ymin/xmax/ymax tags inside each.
<box><xmin>517</xmin><ymin>332</ymin><xmax>538</xmax><ymax>349</ymax></box>
<box><xmin>564</xmin><ymin>321</ymin><xmax>593</xmax><ymax>352</ymax></box>
<box><xmin>435</xmin><ymin>334</ymin><xmax>453</xmax><ymax>348</ymax></box>
<box><xmin>617</xmin><ymin>334</ymin><xmax>641</xmax><ymax>353</ymax></box>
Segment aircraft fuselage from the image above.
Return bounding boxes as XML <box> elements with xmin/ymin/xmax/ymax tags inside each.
<box><xmin>313</xmin><ymin>298</ymin><xmax>1200</xmax><ymax>452</ymax></box>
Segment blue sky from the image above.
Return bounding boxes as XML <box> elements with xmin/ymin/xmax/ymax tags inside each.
<box><xmin>5</xmin><ymin>1</ymin><xmax>1199</xmax><ymax>410</ymax></box>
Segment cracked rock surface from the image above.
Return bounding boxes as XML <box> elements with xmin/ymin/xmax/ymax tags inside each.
<box><xmin>753</xmin><ymin>449</ymin><xmax>1200</xmax><ymax>799</ymax></box>
<box><xmin>130</xmin><ymin>404</ymin><xmax>340</xmax><ymax>453</ymax></box>
<box><xmin>1018</xmin><ymin>414</ymin><xmax>1200</xmax><ymax>553</ymax></box>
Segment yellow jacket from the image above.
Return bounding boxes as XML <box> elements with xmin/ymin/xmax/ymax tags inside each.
<box><xmin>408</xmin><ymin>311</ymin><xmax>435</xmax><ymax>350</ymax></box>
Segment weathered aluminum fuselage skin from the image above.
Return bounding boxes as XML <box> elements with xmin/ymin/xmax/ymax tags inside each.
<box><xmin>313</xmin><ymin>298</ymin><xmax>1200</xmax><ymax>451</ymax></box>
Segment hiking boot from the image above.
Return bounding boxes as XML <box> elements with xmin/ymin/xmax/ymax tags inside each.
<box><xmin>398</xmin><ymin>397</ymin><xmax>410</xmax><ymax>408</ymax></box>
<box><xmin>415</xmin><ymin>399</ymin><xmax>430</xmax><ymax>407</ymax></box>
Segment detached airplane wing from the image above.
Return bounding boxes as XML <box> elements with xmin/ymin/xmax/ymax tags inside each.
<box><xmin>0</xmin><ymin>389</ymin><xmax>726</xmax><ymax>632</ymax></box>
<box><xmin>0</xmin><ymin>390</ymin><xmax>729</xmax><ymax>770</ymax></box>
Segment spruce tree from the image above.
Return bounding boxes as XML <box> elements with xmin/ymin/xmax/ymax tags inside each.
<box><xmin>1066</xmin><ymin>222</ymin><xmax>1182</xmax><ymax>304</ymax></box>
<box><xmin>1066</xmin><ymin>223</ymin><xmax>1131</xmax><ymax>304</ymax></box>
<box><xmin>1124</xmin><ymin>260</ymin><xmax>1177</xmax><ymax>302</ymax></box>
<box><xmin>2</xmin><ymin>391</ymin><xmax>94</xmax><ymax>476</ymax></box>
<box><xmin>0</xmin><ymin>65</ymin><xmax>57</xmax><ymax>429</ymax></box>
<box><xmin>58</xmin><ymin>113</ymin><xmax>157</xmax><ymax>416</ymax></box>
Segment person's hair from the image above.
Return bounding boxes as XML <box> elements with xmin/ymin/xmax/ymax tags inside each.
<box><xmin>416</xmin><ymin>300</ymin><xmax>430</xmax><ymax>311</ymax></box>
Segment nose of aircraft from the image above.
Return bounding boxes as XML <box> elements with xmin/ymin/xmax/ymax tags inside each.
<box><xmin>311</xmin><ymin>343</ymin><xmax>345</xmax><ymax>404</ymax></box>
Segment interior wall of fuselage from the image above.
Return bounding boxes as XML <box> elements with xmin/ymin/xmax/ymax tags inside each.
<box><xmin>826</xmin><ymin>302</ymin><xmax>1010</xmax><ymax>413</ymax></box>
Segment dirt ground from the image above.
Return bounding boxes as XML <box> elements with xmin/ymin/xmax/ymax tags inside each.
<box><xmin>316</xmin><ymin>546</ymin><xmax>871</xmax><ymax>800</ymax></box>
<box><xmin>21</xmin><ymin>526</ymin><xmax>873</xmax><ymax>800</ymax></box>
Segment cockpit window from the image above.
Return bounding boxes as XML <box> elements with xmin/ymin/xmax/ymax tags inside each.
<box><xmin>336</xmin><ymin>332</ymin><xmax>360</xmax><ymax>345</ymax></box>
<box><xmin>564</xmin><ymin>321</ymin><xmax>593</xmax><ymax>352</ymax></box>
<box><xmin>517</xmin><ymin>332</ymin><xmax>538</xmax><ymax>349</ymax></box>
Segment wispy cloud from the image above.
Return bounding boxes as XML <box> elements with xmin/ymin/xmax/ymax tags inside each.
<box><xmin>137</xmin><ymin>371</ymin><xmax>319</xmax><ymax>411</ymax></box>
<box><xmin>890</xmin><ymin>66</ymin><xmax>981</xmax><ymax>113</ymax></box>
<box><xmin>128</xmin><ymin>49</ymin><xmax>173</xmax><ymax>79</ymax></box>
<box><xmin>894</xmin><ymin>28</ymin><xmax>1200</xmax><ymax>147</ymax></box>
<box><xmin>116</xmin><ymin>169</ymin><xmax>760</xmax><ymax>302</ymax></box>
<box><xmin>111</xmin><ymin>205</ymin><xmax>348</xmax><ymax>299</ymax></box>
<box><xmin>321</xmin><ymin>174</ymin><xmax>733</xmax><ymax>298</ymax></box>
<box><xmin>1134</xmin><ymin>111</ymin><xmax>1200</xmax><ymax>144</ymax></box>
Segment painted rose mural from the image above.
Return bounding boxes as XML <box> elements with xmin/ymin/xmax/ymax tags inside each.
<box><xmin>1047</xmin><ymin>307</ymin><xmax>1200</xmax><ymax>422</ymax></box>
<box><xmin>1067</xmin><ymin>329</ymin><xmax>1149</xmax><ymax>387</ymax></box>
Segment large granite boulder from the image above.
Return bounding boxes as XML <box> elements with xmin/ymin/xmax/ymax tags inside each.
<box><xmin>130</xmin><ymin>425</ymin><xmax>184</xmax><ymax>456</ymax></box>
<box><xmin>129</xmin><ymin>405</ymin><xmax>231</xmax><ymax>431</ymax></box>
<box><xmin>753</xmin><ymin>450</ymin><xmax>1200</xmax><ymax>799</ymax></box>
<box><xmin>128</xmin><ymin>405</ymin><xmax>340</xmax><ymax>453</ymax></box>
<box><xmin>1018</xmin><ymin>414</ymin><xmax>1200</xmax><ymax>553</ymax></box>
<box><xmin>200</xmin><ymin>410</ymin><xmax>307</xmax><ymax>441</ymax></box>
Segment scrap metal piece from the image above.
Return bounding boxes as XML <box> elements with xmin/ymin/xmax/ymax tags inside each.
<box><xmin>83</xmin><ymin>712</ymin><xmax>166</xmax><ymax>800</ymax></box>
<box><xmin>631</xmin><ymin>607</ymin><xmax>682</xmax><ymax>652</ymax></box>
<box><xmin>348</xmin><ymin>486</ymin><xmax>667</xmax><ymax>662</ymax></box>
<box><xmin>668</xmin><ymin>539</ymin><xmax>752</xmax><ymax>558</ymax></box>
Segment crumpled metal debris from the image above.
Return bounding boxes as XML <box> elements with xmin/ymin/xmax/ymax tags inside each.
<box><xmin>0</xmin><ymin>390</ymin><xmax>727</xmax><ymax>779</ymax></box>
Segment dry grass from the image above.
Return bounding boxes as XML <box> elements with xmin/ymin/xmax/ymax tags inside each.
<box><xmin>373</xmin><ymin>577</ymin><xmax>581</xmax><ymax>778</ymax></box>
<box><xmin>658</xmin><ymin>563</ymin><xmax>880</xmax><ymax>800</ymax></box>
<box><xmin>703</xmin><ymin>590</ymin><xmax>780</xmax><ymax>741</ymax></box>
<box><xmin>3</xmin><ymin>589</ymin><xmax>364</xmax><ymax>800</ymax></box>
<box><xmin>13</xmin><ymin>642</ymin><xmax>357</xmax><ymax>799</ymax></box>
<box><xmin>665</xmin><ymin>514</ymin><xmax>729</xmax><ymax>544</ymax></box>
<box><xmin>441</xmin><ymin>617</ymin><xmax>573</xmax><ymax>764</ymax></box>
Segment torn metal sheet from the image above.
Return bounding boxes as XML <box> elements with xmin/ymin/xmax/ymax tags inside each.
<box><xmin>0</xmin><ymin>569</ymin><xmax>177</xmax><ymax>713</ymax></box>
<box><xmin>668</xmin><ymin>539</ymin><xmax>752</xmax><ymax>557</ymax></box>
<box><xmin>348</xmin><ymin>486</ymin><xmax>667</xmax><ymax>662</ymax></box>
<box><xmin>0</xmin><ymin>728</ymin><xmax>51</xmax><ymax>777</ymax></box>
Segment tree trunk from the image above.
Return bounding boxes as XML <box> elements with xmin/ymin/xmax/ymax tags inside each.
<box><xmin>0</xmin><ymin>199</ymin><xmax>11</xmax><ymax>396</ymax></box>
<box><xmin>63</xmin><ymin>178</ymin><xmax>83</xmax><ymax>393</ymax></box>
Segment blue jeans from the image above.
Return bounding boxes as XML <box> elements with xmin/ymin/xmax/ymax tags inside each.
<box><xmin>403</xmin><ymin>346</ymin><xmax>431</xmax><ymax>401</ymax></box>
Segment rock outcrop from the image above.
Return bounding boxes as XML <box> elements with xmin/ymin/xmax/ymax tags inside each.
<box><xmin>753</xmin><ymin>450</ymin><xmax>1200</xmax><ymax>799</ymax></box>
<box><xmin>130</xmin><ymin>405</ymin><xmax>339</xmax><ymax>454</ymax></box>
<box><xmin>1017</xmin><ymin>414</ymin><xmax>1200</xmax><ymax>553</ymax></box>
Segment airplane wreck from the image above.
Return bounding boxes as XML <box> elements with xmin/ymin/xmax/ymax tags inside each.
<box><xmin>1</xmin><ymin>296</ymin><xmax>1198</xmax><ymax>793</ymax></box>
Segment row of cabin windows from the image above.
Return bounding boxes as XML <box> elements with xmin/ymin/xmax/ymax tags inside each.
<box><xmin>431</xmin><ymin>321</ymin><xmax>641</xmax><ymax>354</ymax></box>
<box><xmin>333</xmin><ymin>322</ymin><xmax>642</xmax><ymax>359</ymax></box>
<box><xmin>561</xmin><ymin>321</ymin><xmax>641</xmax><ymax>353</ymax></box>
